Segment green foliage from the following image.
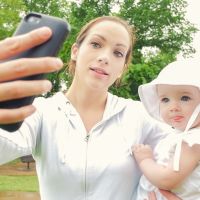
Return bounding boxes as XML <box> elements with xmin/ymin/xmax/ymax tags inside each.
<box><xmin>118</xmin><ymin>0</ymin><xmax>197</xmax><ymax>61</ymax></box>
<box><xmin>23</xmin><ymin>0</ymin><xmax>70</xmax><ymax>17</ymax></box>
<box><xmin>0</xmin><ymin>0</ymin><xmax>26</xmax><ymax>39</ymax></box>
<box><xmin>0</xmin><ymin>0</ymin><xmax>197</xmax><ymax>98</ymax></box>
<box><xmin>110</xmin><ymin>52</ymin><xmax>176</xmax><ymax>99</ymax></box>
<box><xmin>22</xmin><ymin>0</ymin><xmax>72</xmax><ymax>93</ymax></box>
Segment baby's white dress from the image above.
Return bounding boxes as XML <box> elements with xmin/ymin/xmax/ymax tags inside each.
<box><xmin>135</xmin><ymin>127</ymin><xmax>200</xmax><ymax>200</ymax></box>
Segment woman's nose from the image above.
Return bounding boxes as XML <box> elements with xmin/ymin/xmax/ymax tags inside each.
<box><xmin>97</xmin><ymin>56</ymin><xmax>108</xmax><ymax>65</ymax></box>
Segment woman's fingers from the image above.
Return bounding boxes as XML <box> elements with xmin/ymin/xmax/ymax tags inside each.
<box><xmin>0</xmin><ymin>80</ymin><xmax>52</xmax><ymax>102</ymax></box>
<box><xmin>0</xmin><ymin>27</ymin><xmax>52</xmax><ymax>60</ymax></box>
<box><xmin>159</xmin><ymin>189</ymin><xmax>181</xmax><ymax>200</ymax></box>
<box><xmin>0</xmin><ymin>57</ymin><xmax>63</xmax><ymax>82</ymax></box>
<box><xmin>148</xmin><ymin>191</ymin><xmax>157</xmax><ymax>200</ymax></box>
<box><xmin>0</xmin><ymin>105</ymin><xmax>36</xmax><ymax>124</ymax></box>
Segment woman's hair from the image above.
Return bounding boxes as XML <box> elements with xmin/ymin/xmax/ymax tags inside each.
<box><xmin>68</xmin><ymin>16</ymin><xmax>136</xmax><ymax>78</ymax></box>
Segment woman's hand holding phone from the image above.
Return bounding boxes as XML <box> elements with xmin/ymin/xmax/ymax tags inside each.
<box><xmin>0</xmin><ymin>13</ymin><xmax>70</xmax><ymax>132</ymax></box>
<box><xmin>0</xmin><ymin>27</ymin><xmax>63</xmax><ymax>128</ymax></box>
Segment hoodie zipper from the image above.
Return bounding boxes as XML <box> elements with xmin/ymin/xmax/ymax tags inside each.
<box><xmin>85</xmin><ymin>135</ymin><xmax>90</xmax><ymax>142</ymax></box>
<box><xmin>84</xmin><ymin>134</ymin><xmax>90</xmax><ymax>200</ymax></box>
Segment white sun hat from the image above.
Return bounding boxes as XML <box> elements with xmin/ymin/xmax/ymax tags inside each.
<box><xmin>138</xmin><ymin>58</ymin><xmax>200</xmax><ymax>171</ymax></box>
<box><xmin>138</xmin><ymin>58</ymin><xmax>200</xmax><ymax>122</ymax></box>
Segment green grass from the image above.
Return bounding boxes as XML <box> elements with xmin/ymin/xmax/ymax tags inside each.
<box><xmin>0</xmin><ymin>175</ymin><xmax>39</xmax><ymax>192</ymax></box>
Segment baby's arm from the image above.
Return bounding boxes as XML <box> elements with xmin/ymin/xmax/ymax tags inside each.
<box><xmin>133</xmin><ymin>142</ymin><xmax>200</xmax><ymax>190</ymax></box>
<box><xmin>148</xmin><ymin>190</ymin><xmax>181</xmax><ymax>200</ymax></box>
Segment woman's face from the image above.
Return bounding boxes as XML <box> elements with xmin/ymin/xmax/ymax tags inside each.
<box><xmin>71</xmin><ymin>20</ymin><xmax>130</xmax><ymax>91</ymax></box>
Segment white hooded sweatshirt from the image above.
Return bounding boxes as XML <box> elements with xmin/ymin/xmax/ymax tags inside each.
<box><xmin>0</xmin><ymin>92</ymin><xmax>163</xmax><ymax>200</ymax></box>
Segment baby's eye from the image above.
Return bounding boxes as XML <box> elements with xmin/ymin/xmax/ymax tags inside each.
<box><xmin>91</xmin><ymin>42</ymin><xmax>101</xmax><ymax>48</ymax></box>
<box><xmin>161</xmin><ymin>97</ymin><xmax>169</xmax><ymax>103</ymax></box>
<box><xmin>181</xmin><ymin>96</ymin><xmax>191</xmax><ymax>101</ymax></box>
<box><xmin>114</xmin><ymin>51</ymin><xmax>124</xmax><ymax>58</ymax></box>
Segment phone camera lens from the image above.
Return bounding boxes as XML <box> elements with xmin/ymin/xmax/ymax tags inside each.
<box><xmin>27</xmin><ymin>16</ymin><xmax>40</xmax><ymax>24</ymax></box>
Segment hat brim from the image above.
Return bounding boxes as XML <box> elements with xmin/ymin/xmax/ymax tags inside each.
<box><xmin>138</xmin><ymin>83</ymin><xmax>161</xmax><ymax>121</ymax></box>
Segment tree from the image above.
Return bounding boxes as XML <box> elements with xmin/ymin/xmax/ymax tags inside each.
<box><xmin>0</xmin><ymin>0</ymin><xmax>26</xmax><ymax>40</ymax></box>
<box><xmin>112</xmin><ymin>52</ymin><xmax>176</xmax><ymax>99</ymax></box>
<box><xmin>21</xmin><ymin>0</ymin><xmax>72</xmax><ymax>95</ymax></box>
<box><xmin>118</xmin><ymin>0</ymin><xmax>196</xmax><ymax>61</ymax></box>
<box><xmin>22</xmin><ymin>0</ymin><xmax>70</xmax><ymax>18</ymax></box>
<box><xmin>0</xmin><ymin>0</ymin><xmax>197</xmax><ymax>99</ymax></box>
<box><xmin>110</xmin><ymin>0</ymin><xmax>197</xmax><ymax>99</ymax></box>
<box><xmin>59</xmin><ymin>0</ymin><xmax>197</xmax><ymax>99</ymax></box>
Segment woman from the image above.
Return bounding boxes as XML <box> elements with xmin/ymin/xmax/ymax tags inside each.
<box><xmin>0</xmin><ymin>16</ymin><xmax>179</xmax><ymax>200</ymax></box>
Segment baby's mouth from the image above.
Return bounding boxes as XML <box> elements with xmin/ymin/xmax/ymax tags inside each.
<box><xmin>173</xmin><ymin>116</ymin><xmax>184</xmax><ymax>122</ymax></box>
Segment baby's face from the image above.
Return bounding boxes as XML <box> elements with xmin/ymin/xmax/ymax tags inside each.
<box><xmin>157</xmin><ymin>85</ymin><xmax>200</xmax><ymax>131</ymax></box>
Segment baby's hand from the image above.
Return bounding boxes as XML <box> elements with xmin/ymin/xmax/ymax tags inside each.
<box><xmin>132</xmin><ymin>144</ymin><xmax>154</xmax><ymax>164</ymax></box>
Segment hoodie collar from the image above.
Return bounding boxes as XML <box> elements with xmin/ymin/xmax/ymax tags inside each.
<box><xmin>52</xmin><ymin>92</ymin><xmax>127</xmax><ymax>121</ymax></box>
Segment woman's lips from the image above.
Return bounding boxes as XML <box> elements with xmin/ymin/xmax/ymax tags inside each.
<box><xmin>90</xmin><ymin>67</ymin><xmax>109</xmax><ymax>75</ymax></box>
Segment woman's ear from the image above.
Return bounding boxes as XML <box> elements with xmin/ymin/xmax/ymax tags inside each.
<box><xmin>71</xmin><ymin>43</ymin><xmax>79</xmax><ymax>61</ymax></box>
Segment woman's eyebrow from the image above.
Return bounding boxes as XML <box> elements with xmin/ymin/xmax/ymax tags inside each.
<box><xmin>92</xmin><ymin>34</ymin><xmax>128</xmax><ymax>48</ymax></box>
<box><xmin>92</xmin><ymin>34</ymin><xmax>106</xmax><ymax>41</ymax></box>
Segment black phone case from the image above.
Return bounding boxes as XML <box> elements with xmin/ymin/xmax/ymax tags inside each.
<box><xmin>0</xmin><ymin>12</ymin><xmax>70</xmax><ymax>132</ymax></box>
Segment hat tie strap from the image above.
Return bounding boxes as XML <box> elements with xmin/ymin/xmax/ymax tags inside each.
<box><xmin>173</xmin><ymin>103</ymin><xmax>200</xmax><ymax>171</ymax></box>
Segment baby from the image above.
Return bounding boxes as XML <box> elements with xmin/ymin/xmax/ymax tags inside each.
<box><xmin>133</xmin><ymin>59</ymin><xmax>200</xmax><ymax>200</ymax></box>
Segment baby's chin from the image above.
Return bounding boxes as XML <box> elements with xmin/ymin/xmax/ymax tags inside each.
<box><xmin>173</xmin><ymin>124</ymin><xmax>199</xmax><ymax>132</ymax></box>
<box><xmin>170</xmin><ymin>118</ymin><xmax>200</xmax><ymax>132</ymax></box>
<box><xmin>171</xmin><ymin>125</ymin><xmax>186</xmax><ymax>132</ymax></box>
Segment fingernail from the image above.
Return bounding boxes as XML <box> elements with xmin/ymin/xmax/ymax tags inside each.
<box><xmin>55</xmin><ymin>58</ymin><xmax>63</xmax><ymax>69</ymax></box>
<box><xmin>39</xmin><ymin>27</ymin><xmax>52</xmax><ymax>37</ymax></box>
<box><xmin>43</xmin><ymin>81</ymin><xmax>52</xmax><ymax>91</ymax></box>
<box><xmin>28</xmin><ymin>105</ymin><xmax>36</xmax><ymax>114</ymax></box>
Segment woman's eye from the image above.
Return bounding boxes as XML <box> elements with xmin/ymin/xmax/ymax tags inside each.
<box><xmin>181</xmin><ymin>96</ymin><xmax>191</xmax><ymax>101</ymax></box>
<box><xmin>114</xmin><ymin>51</ymin><xmax>124</xmax><ymax>57</ymax></box>
<box><xmin>161</xmin><ymin>97</ymin><xmax>169</xmax><ymax>103</ymax></box>
<box><xmin>91</xmin><ymin>42</ymin><xmax>101</xmax><ymax>48</ymax></box>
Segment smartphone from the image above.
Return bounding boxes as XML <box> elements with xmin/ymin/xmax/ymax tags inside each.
<box><xmin>0</xmin><ymin>12</ymin><xmax>70</xmax><ymax>132</ymax></box>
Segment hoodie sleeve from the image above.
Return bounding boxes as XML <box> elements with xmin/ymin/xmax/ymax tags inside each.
<box><xmin>0</xmin><ymin>97</ymin><xmax>44</xmax><ymax>164</ymax></box>
<box><xmin>127</xmin><ymin>100</ymin><xmax>167</xmax><ymax>150</ymax></box>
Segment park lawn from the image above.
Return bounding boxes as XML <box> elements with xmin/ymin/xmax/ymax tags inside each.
<box><xmin>0</xmin><ymin>175</ymin><xmax>39</xmax><ymax>192</ymax></box>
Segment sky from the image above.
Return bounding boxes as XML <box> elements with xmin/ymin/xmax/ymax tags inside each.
<box><xmin>185</xmin><ymin>0</ymin><xmax>200</xmax><ymax>57</ymax></box>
